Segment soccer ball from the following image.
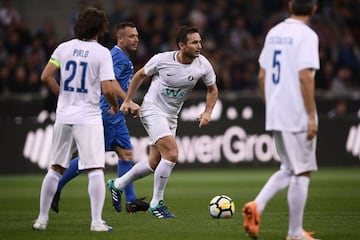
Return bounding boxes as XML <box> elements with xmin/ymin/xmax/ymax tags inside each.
<box><xmin>209</xmin><ymin>195</ymin><xmax>235</xmax><ymax>218</ymax></box>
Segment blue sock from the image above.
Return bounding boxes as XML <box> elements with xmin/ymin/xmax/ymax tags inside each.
<box><xmin>57</xmin><ymin>157</ymin><xmax>83</xmax><ymax>192</ymax></box>
<box><xmin>117</xmin><ymin>160</ymin><xmax>137</xmax><ymax>202</ymax></box>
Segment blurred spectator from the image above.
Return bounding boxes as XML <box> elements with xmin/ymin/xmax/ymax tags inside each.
<box><xmin>337</xmin><ymin>28</ymin><xmax>360</xmax><ymax>83</ymax></box>
<box><xmin>315</xmin><ymin>60</ymin><xmax>334</xmax><ymax>90</ymax></box>
<box><xmin>68</xmin><ymin>0</ymin><xmax>88</xmax><ymax>38</ymax></box>
<box><xmin>0</xmin><ymin>0</ymin><xmax>20</xmax><ymax>28</ymax></box>
<box><xmin>327</xmin><ymin>99</ymin><xmax>348</xmax><ymax>119</ymax></box>
<box><xmin>1</xmin><ymin>0</ymin><xmax>360</xmax><ymax>96</ymax></box>
<box><xmin>0</xmin><ymin>63</ymin><xmax>9</xmax><ymax>93</ymax></box>
<box><xmin>330</xmin><ymin>66</ymin><xmax>354</xmax><ymax>97</ymax></box>
<box><xmin>108</xmin><ymin>0</ymin><xmax>127</xmax><ymax>26</ymax></box>
<box><xmin>0</xmin><ymin>37</ymin><xmax>8</xmax><ymax>64</ymax></box>
<box><xmin>8</xmin><ymin>65</ymin><xmax>27</xmax><ymax>92</ymax></box>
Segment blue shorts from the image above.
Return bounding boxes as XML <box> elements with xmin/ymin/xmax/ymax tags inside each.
<box><xmin>103</xmin><ymin>119</ymin><xmax>132</xmax><ymax>151</ymax></box>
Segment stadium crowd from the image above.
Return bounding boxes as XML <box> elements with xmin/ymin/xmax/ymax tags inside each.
<box><xmin>0</xmin><ymin>0</ymin><xmax>359</xmax><ymax>96</ymax></box>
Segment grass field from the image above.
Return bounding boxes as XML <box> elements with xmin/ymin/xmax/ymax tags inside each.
<box><xmin>0</xmin><ymin>167</ymin><xmax>359</xmax><ymax>240</ymax></box>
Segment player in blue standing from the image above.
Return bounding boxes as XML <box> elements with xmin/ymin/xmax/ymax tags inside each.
<box><xmin>50</xmin><ymin>22</ymin><xmax>149</xmax><ymax>214</ymax></box>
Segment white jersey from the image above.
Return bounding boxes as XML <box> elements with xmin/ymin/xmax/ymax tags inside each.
<box><xmin>52</xmin><ymin>39</ymin><xmax>115</xmax><ymax>124</ymax></box>
<box><xmin>142</xmin><ymin>51</ymin><xmax>216</xmax><ymax>116</ymax></box>
<box><xmin>259</xmin><ymin>18</ymin><xmax>319</xmax><ymax>132</ymax></box>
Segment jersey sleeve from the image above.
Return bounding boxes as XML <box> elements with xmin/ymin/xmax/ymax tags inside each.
<box><xmin>50</xmin><ymin>43</ymin><xmax>63</xmax><ymax>66</ymax></box>
<box><xmin>99</xmin><ymin>49</ymin><xmax>115</xmax><ymax>81</ymax></box>
<box><xmin>144</xmin><ymin>53</ymin><xmax>161</xmax><ymax>76</ymax></box>
<box><xmin>258</xmin><ymin>33</ymin><xmax>270</xmax><ymax>69</ymax></box>
<box><xmin>297</xmin><ymin>30</ymin><xmax>320</xmax><ymax>71</ymax></box>
<box><xmin>201</xmin><ymin>56</ymin><xmax>216</xmax><ymax>86</ymax></box>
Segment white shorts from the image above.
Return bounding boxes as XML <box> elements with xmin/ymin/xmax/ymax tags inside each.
<box><xmin>140</xmin><ymin>105</ymin><xmax>177</xmax><ymax>145</ymax></box>
<box><xmin>51</xmin><ymin>123</ymin><xmax>106</xmax><ymax>170</ymax></box>
<box><xmin>273</xmin><ymin>131</ymin><xmax>318</xmax><ymax>175</ymax></box>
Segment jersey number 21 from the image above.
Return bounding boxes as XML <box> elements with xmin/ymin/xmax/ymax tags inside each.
<box><xmin>64</xmin><ymin>60</ymin><xmax>88</xmax><ymax>93</ymax></box>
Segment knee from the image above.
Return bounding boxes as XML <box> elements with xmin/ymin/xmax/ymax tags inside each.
<box><xmin>51</xmin><ymin>165</ymin><xmax>65</xmax><ymax>174</ymax></box>
<box><xmin>297</xmin><ymin>171</ymin><xmax>312</xmax><ymax>177</ymax></box>
<box><xmin>162</xmin><ymin>149</ymin><xmax>178</xmax><ymax>162</ymax></box>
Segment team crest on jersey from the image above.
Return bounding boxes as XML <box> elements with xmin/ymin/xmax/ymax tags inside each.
<box><xmin>188</xmin><ymin>76</ymin><xmax>194</xmax><ymax>81</ymax></box>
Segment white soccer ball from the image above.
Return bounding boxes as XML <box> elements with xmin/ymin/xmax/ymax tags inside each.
<box><xmin>209</xmin><ymin>195</ymin><xmax>235</xmax><ymax>218</ymax></box>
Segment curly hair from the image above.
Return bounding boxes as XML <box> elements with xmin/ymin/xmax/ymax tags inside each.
<box><xmin>74</xmin><ymin>7</ymin><xmax>109</xmax><ymax>40</ymax></box>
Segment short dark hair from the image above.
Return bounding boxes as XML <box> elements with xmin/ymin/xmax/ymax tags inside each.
<box><xmin>176</xmin><ymin>26</ymin><xmax>200</xmax><ymax>46</ymax></box>
<box><xmin>116</xmin><ymin>22</ymin><xmax>136</xmax><ymax>31</ymax></box>
<box><xmin>74</xmin><ymin>7</ymin><xmax>109</xmax><ymax>40</ymax></box>
<box><xmin>290</xmin><ymin>0</ymin><xmax>317</xmax><ymax>16</ymax></box>
<box><xmin>115</xmin><ymin>22</ymin><xmax>136</xmax><ymax>36</ymax></box>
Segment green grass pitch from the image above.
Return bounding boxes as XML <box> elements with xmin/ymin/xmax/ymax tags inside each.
<box><xmin>0</xmin><ymin>167</ymin><xmax>359</xmax><ymax>240</ymax></box>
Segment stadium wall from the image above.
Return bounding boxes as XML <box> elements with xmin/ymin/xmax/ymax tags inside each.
<box><xmin>0</xmin><ymin>94</ymin><xmax>359</xmax><ymax>174</ymax></box>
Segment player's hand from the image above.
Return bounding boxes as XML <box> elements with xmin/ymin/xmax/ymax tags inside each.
<box><xmin>108</xmin><ymin>105</ymin><xmax>118</xmax><ymax>115</ymax></box>
<box><xmin>197</xmin><ymin>112</ymin><xmax>211</xmax><ymax>128</ymax></box>
<box><xmin>307</xmin><ymin>116</ymin><xmax>317</xmax><ymax>140</ymax></box>
<box><xmin>120</xmin><ymin>100</ymin><xmax>140</xmax><ymax>117</ymax></box>
<box><xmin>120</xmin><ymin>101</ymin><xmax>130</xmax><ymax>114</ymax></box>
<box><xmin>129</xmin><ymin>100</ymin><xmax>140</xmax><ymax>118</ymax></box>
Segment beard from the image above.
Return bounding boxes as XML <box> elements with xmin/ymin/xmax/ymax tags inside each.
<box><xmin>183</xmin><ymin>50</ymin><xmax>200</xmax><ymax>60</ymax></box>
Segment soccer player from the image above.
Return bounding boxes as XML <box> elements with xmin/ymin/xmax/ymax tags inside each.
<box><xmin>32</xmin><ymin>7</ymin><xmax>118</xmax><ymax>231</ymax></box>
<box><xmin>242</xmin><ymin>1</ymin><xmax>320</xmax><ymax>240</ymax></box>
<box><xmin>107</xmin><ymin>25</ymin><xmax>218</xmax><ymax>218</ymax></box>
<box><xmin>50</xmin><ymin>22</ymin><xmax>149</xmax><ymax>214</ymax></box>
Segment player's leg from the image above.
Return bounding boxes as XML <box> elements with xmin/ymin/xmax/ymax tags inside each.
<box><xmin>150</xmin><ymin>136</ymin><xmax>177</xmax><ymax>208</ymax></box>
<box><xmin>106</xmin><ymin>120</ymin><xmax>149</xmax><ymax>212</ymax></box>
<box><xmin>147</xmin><ymin>136</ymin><xmax>177</xmax><ymax>218</ymax></box>
<box><xmin>284</xmin><ymin>131</ymin><xmax>318</xmax><ymax>239</ymax></box>
<box><xmin>113</xmin><ymin>123</ymin><xmax>150</xmax><ymax>212</ymax></box>
<box><xmin>111</xmin><ymin>157</ymin><xmax>155</xmax><ymax>190</ymax></box>
<box><xmin>242</xmin><ymin>131</ymin><xmax>292</xmax><ymax>238</ymax></box>
<box><xmin>33</xmin><ymin>124</ymin><xmax>73</xmax><ymax>230</ymax></box>
<box><xmin>140</xmin><ymin>113</ymin><xmax>177</xmax><ymax>218</ymax></box>
<box><xmin>255</xmin><ymin>131</ymin><xmax>292</xmax><ymax>213</ymax></box>
<box><xmin>57</xmin><ymin>157</ymin><xmax>82</xmax><ymax>192</ymax></box>
<box><xmin>115</xmin><ymin>147</ymin><xmax>149</xmax><ymax>212</ymax></box>
<box><xmin>74</xmin><ymin>124</ymin><xmax>112</xmax><ymax>231</ymax></box>
<box><xmin>113</xmin><ymin>146</ymin><xmax>143</xmax><ymax>212</ymax></box>
<box><xmin>117</xmin><ymin>156</ymin><xmax>136</xmax><ymax>202</ymax></box>
<box><xmin>51</xmin><ymin>157</ymin><xmax>83</xmax><ymax>213</ymax></box>
<box><xmin>108</xmin><ymin>154</ymin><xmax>155</xmax><ymax>212</ymax></box>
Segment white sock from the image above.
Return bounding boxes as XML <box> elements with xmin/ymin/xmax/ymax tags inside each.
<box><xmin>88</xmin><ymin>169</ymin><xmax>105</xmax><ymax>224</ymax></box>
<box><xmin>287</xmin><ymin>175</ymin><xmax>310</xmax><ymax>237</ymax></box>
<box><xmin>38</xmin><ymin>169</ymin><xmax>61</xmax><ymax>221</ymax></box>
<box><xmin>150</xmin><ymin>159</ymin><xmax>175</xmax><ymax>208</ymax></box>
<box><xmin>114</xmin><ymin>159</ymin><xmax>154</xmax><ymax>190</ymax></box>
<box><xmin>255</xmin><ymin>169</ymin><xmax>292</xmax><ymax>214</ymax></box>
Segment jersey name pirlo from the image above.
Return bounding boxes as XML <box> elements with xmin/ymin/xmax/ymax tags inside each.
<box><xmin>143</xmin><ymin>51</ymin><xmax>216</xmax><ymax>115</ymax></box>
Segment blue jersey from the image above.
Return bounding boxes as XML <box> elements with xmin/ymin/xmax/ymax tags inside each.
<box><xmin>100</xmin><ymin>45</ymin><xmax>134</xmax><ymax>151</ymax></box>
<box><xmin>100</xmin><ymin>46</ymin><xmax>134</xmax><ymax>125</ymax></box>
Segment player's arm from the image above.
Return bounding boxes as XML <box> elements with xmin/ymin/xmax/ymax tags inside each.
<box><xmin>198</xmin><ymin>83</ymin><xmax>218</xmax><ymax>128</ymax></box>
<box><xmin>112</xmin><ymin>80</ymin><xmax>127</xmax><ymax>100</ymax></box>
<box><xmin>258</xmin><ymin>67</ymin><xmax>265</xmax><ymax>102</ymax></box>
<box><xmin>113</xmin><ymin>79</ymin><xmax>140</xmax><ymax>116</ymax></box>
<box><xmin>40</xmin><ymin>59</ymin><xmax>60</xmax><ymax>96</ymax></box>
<box><xmin>101</xmin><ymin>80</ymin><xmax>119</xmax><ymax>115</ymax></box>
<box><xmin>299</xmin><ymin>68</ymin><xmax>317</xmax><ymax>140</ymax></box>
<box><xmin>120</xmin><ymin>67</ymin><xmax>147</xmax><ymax>115</ymax></box>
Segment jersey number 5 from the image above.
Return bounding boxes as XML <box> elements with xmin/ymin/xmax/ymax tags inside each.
<box><xmin>272</xmin><ymin>50</ymin><xmax>281</xmax><ymax>84</ymax></box>
<box><xmin>64</xmin><ymin>60</ymin><xmax>88</xmax><ymax>93</ymax></box>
